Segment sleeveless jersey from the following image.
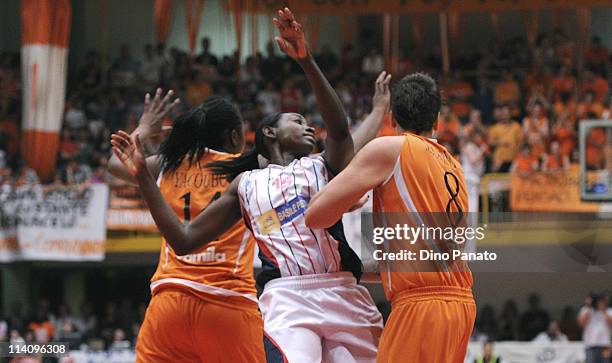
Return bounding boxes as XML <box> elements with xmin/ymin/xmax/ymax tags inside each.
<box><xmin>151</xmin><ymin>149</ymin><xmax>257</xmax><ymax>303</ymax></box>
<box><xmin>237</xmin><ymin>155</ymin><xmax>361</xmax><ymax>287</ymax></box>
<box><xmin>373</xmin><ymin>133</ymin><xmax>473</xmax><ymax>300</ymax></box>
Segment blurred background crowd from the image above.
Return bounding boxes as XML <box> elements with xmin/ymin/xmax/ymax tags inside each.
<box><xmin>0</xmin><ymin>29</ymin><xmax>610</xmax><ymax>189</ymax></box>
<box><xmin>0</xmin><ymin>291</ymin><xmax>608</xmax><ymax>353</ymax></box>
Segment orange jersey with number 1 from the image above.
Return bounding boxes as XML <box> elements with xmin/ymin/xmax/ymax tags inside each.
<box><xmin>150</xmin><ymin>149</ymin><xmax>257</xmax><ymax>302</ymax></box>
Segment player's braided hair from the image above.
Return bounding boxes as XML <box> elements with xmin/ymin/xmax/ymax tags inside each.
<box><xmin>207</xmin><ymin>112</ymin><xmax>283</xmax><ymax>181</ymax></box>
<box><xmin>159</xmin><ymin>96</ymin><xmax>243</xmax><ymax>172</ymax></box>
<box><xmin>391</xmin><ymin>72</ymin><xmax>441</xmax><ymax>134</ymax></box>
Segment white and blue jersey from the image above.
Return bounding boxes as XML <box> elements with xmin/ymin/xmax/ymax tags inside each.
<box><xmin>237</xmin><ymin>155</ymin><xmax>361</xmax><ymax>287</ymax></box>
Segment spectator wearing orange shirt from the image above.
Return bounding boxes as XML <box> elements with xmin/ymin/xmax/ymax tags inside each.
<box><xmin>585</xmin><ymin>126</ymin><xmax>607</xmax><ymax>170</ymax></box>
<box><xmin>523</xmin><ymin>65</ymin><xmax>552</xmax><ymax>99</ymax></box>
<box><xmin>436</xmin><ymin>104</ymin><xmax>461</xmax><ymax>150</ymax></box>
<box><xmin>577</xmin><ymin>92</ymin><xmax>605</xmax><ymax>120</ymax></box>
<box><xmin>552</xmin><ymin>115</ymin><xmax>576</xmax><ymax>158</ymax></box>
<box><xmin>550</xmin><ymin>65</ymin><xmax>576</xmax><ymax>102</ymax></box>
<box><xmin>581</xmin><ymin>71</ymin><xmax>609</xmax><ymax>103</ymax></box>
<box><xmin>444</xmin><ymin>73</ymin><xmax>473</xmax><ymax>122</ymax></box>
<box><xmin>553</xmin><ymin>92</ymin><xmax>577</xmax><ymax>125</ymax></box>
<box><xmin>494</xmin><ymin>71</ymin><xmax>521</xmax><ymax>108</ymax></box>
<box><xmin>489</xmin><ymin>105</ymin><xmax>523</xmax><ymax>172</ymax></box>
<box><xmin>522</xmin><ymin>102</ymin><xmax>549</xmax><ymax>158</ymax></box>
<box><xmin>185</xmin><ymin>70</ymin><xmax>213</xmax><ymax>107</ymax></box>
<box><xmin>28</xmin><ymin>308</ymin><xmax>55</xmax><ymax>344</ymax></box>
<box><xmin>511</xmin><ymin>144</ymin><xmax>539</xmax><ymax>176</ymax></box>
<box><xmin>541</xmin><ymin>141</ymin><xmax>570</xmax><ymax>173</ymax></box>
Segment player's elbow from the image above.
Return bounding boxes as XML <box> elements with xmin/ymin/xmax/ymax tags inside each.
<box><xmin>170</xmin><ymin>234</ymin><xmax>199</xmax><ymax>256</ymax></box>
<box><xmin>170</xmin><ymin>239</ymin><xmax>194</xmax><ymax>256</ymax></box>
<box><xmin>305</xmin><ymin>207</ymin><xmax>332</xmax><ymax>229</ymax></box>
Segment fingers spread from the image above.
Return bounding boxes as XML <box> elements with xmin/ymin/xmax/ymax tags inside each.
<box><xmin>284</xmin><ymin>7</ymin><xmax>295</xmax><ymax>22</ymax></box>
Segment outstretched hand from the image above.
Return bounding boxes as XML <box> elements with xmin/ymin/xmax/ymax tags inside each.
<box><xmin>372</xmin><ymin>71</ymin><xmax>392</xmax><ymax>112</ymax></box>
<box><xmin>139</xmin><ymin>88</ymin><xmax>180</xmax><ymax>137</ymax></box>
<box><xmin>273</xmin><ymin>7</ymin><xmax>309</xmax><ymax>61</ymax></box>
<box><xmin>111</xmin><ymin>131</ymin><xmax>148</xmax><ymax>178</ymax></box>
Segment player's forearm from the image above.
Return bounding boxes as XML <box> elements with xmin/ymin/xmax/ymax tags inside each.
<box><xmin>298</xmin><ymin>55</ymin><xmax>350</xmax><ymax>140</ymax></box>
<box><xmin>351</xmin><ymin>107</ymin><xmax>385</xmax><ymax>153</ymax></box>
<box><xmin>306</xmin><ymin>192</ymin><xmax>343</xmax><ymax>229</ymax></box>
<box><xmin>135</xmin><ymin>169</ymin><xmax>206</xmax><ymax>255</ymax></box>
<box><xmin>108</xmin><ymin>153</ymin><xmax>138</xmax><ymax>184</ymax></box>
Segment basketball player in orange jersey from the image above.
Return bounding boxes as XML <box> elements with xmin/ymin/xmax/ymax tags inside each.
<box><xmin>108</xmin><ymin>91</ymin><xmax>265</xmax><ymax>362</ymax></box>
<box><xmin>305</xmin><ymin>73</ymin><xmax>476</xmax><ymax>363</ymax></box>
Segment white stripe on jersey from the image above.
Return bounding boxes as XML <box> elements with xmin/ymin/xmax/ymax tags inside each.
<box><xmin>238</xmin><ymin>155</ymin><xmax>341</xmax><ymax>277</ymax></box>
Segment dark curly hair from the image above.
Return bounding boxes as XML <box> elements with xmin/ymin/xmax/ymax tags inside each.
<box><xmin>159</xmin><ymin>96</ymin><xmax>243</xmax><ymax>173</ymax></box>
<box><xmin>391</xmin><ymin>73</ymin><xmax>441</xmax><ymax>134</ymax></box>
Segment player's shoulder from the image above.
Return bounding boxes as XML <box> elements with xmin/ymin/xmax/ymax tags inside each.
<box><xmin>356</xmin><ymin>137</ymin><xmax>403</xmax><ymax>167</ymax></box>
<box><xmin>363</xmin><ymin>136</ymin><xmax>405</xmax><ymax>152</ymax></box>
<box><xmin>205</xmin><ymin>148</ymin><xmax>238</xmax><ymax>162</ymax></box>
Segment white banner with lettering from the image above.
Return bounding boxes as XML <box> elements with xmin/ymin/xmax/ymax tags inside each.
<box><xmin>465</xmin><ymin>341</ymin><xmax>586</xmax><ymax>363</ymax></box>
<box><xmin>0</xmin><ymin>184</ymin><xmax>108</xmax><ymax>262</ymax></box>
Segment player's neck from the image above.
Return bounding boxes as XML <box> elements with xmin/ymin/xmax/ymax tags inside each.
<box><xmin>266</xmin><ymin>146</ymin><xmax>301</xmax><ymax>167</ymax></box>
<box><xmin>396</xmin><ymin>126</ymin><xmax>434</xmax><ymax>139</ymax></box>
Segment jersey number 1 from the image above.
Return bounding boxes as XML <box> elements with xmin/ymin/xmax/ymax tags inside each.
<box><xmin>179</xmin><ymin>191</ymin><xmax>222</xmax><ymax>224</ymax></box>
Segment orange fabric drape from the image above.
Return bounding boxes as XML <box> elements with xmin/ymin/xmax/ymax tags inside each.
<box><xmin>448</xmin><ymin>12</ymin><xmax>461</xmax><ymax>42</ymax></box>
<box><xmin>411</xmin><ymin>15</ymin><xmax>424</xmax><ymax>47</ymax></box>
<box><xmin>522</xmin><ymin>10</ymin><xmax>539</xmax><ymax>49</ymax></box>
<box><xmin>383</xmin><ymin>14</ymin><xmax>392</xmax><ymax>71</ymax></box>
<box><xmin>490</xmin><ymin>12</ymin><xmax>500</xmax><ymax>37</ymax></box>
<box><xmin>340</xmin><ymin>15</ymin><xmax>356</xmax><ymax>45</ymax></box>
<box><xmin>576</xmin><ymin>8</ymin><xmax>591</xmax><ymax>45</ymax></box>
<box><xmin>184</xmin><ymin>0</ymin><xmax>205</xmax><ymax>58</ymax></box>
<box><xmin>231</xmin><ymin>0</ymin><xmax>243</xmax><ymax>58</ymax></box>
<box><xmin>154</xmin><ymin>0</ymin><xmax>176</xmax><ymax>45</ymax></box>
<box><xmin>21</xmin><ymin>0</ymin><xmax>71</xmax><ymax>181</ymax></box>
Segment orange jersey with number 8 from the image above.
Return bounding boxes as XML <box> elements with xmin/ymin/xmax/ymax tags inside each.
<box><xmin>150</xmin><ymin>149</ymin><xmax>257</xmax><ymax>303</ymax></box>
<box><xmin>372</xmin><ymin>133</ymin><xmax>472</xmax><ymax>300</ymax></box>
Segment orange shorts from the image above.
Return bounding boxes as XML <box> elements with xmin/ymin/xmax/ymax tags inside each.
<box><xmin>377</xmin><ymin>286</ymin><xmax>476</xmax><ymax>363</ymax></box>
<box><xmin>136</xmin><ymin>287</ymin><xmax>265</xmax><ymax>363</ymax></box>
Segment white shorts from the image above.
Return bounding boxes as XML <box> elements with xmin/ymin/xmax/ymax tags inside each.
<box><xmin>259</xmin><ymin>272</ymin><xmax>383</xmax><ymax>363</ymax></box>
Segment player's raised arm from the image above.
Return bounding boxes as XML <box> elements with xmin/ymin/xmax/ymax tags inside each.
<box><xmin>305</xmin><ymin>137</ymin><xmax>398</xmax><ymax>229</ymax></box>
<box><xmin>108</xmin><ymin>88</ymin><xmax>180</xmax><ymax>184</ymax></box>
<box><xmin>351</xmin><ymin>71</ymin><xmax>392</xmax><ymax>153</ymax></box>
<box><xmin>111</xmin><ymin>131</ymin><xmax>242</xmax><ymax>255</ymax></box>
<box><xmin>273</xmin><ymin>7</ymin><xmax>352</xmax><ymax>175</ymax></box>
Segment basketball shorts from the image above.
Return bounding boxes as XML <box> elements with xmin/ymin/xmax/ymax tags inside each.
<box><xmin>260</xmin><ymin>272</ymin><xmax>383</xmax><ymax>363</ymax></box>
<box><xmin>136</xmin><ymin>287</ymin><xmax>265</xmax><ymax>363</ymax></box>
<box><xmin>376</xmin><ymin>286</ymin><xmax>476</xmax><ymax>363</ymax></box>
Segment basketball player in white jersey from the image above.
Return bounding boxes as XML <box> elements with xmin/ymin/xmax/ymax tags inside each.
<box><xmin>111</xmin><ymin>8</ymin><xmax>392</xmax><ymax>363</ymax></box>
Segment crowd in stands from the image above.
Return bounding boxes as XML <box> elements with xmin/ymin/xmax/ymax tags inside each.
<box><xmin>0</xmin><ymin>29</ymin><xmax>610</xmax><ymax>187</ymax></box>
<box><xmin>1</xmin><ymin>291</ymin><xmax>607</xmax><ymax>358</ymax></box>
<box><xmin>0</xmin><ymin>298</ymin><xmax>145</xmax><ymax>357</ymax></box>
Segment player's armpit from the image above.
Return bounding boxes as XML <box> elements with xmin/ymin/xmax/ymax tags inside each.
<box><xmin>305</xmin><ymin>137</ymin><xmax>399</xmax><ymax>229</ymax></box>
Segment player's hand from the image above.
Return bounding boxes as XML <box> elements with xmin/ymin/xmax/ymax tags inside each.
<box><xmin>111</xmin><ymin>131</ymin><xmax>148</xmax><ymax>178</ymax></box>
<box><xmin>273</xmin><ymin>7</ymin><xmax>309</xmax><ymax>61</ymax></box>
<box><xmin>372</xmin><ymin>71</ymin><xmax>392</xmax><ymax>112</ymax></box>
<box><xmin>584</xmin><ymin>296</ymin><xmax>593</xmax><ymax>307</ymax></box>
<box><xmin>138</xmin><ymin>88</ymin><xmax>180</xmax><ymax>138</ymax></box>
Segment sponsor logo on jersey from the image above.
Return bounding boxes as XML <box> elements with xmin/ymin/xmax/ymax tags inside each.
<box><xmin>175</xmin><ymin>246</ymin><xmax>227</xmax><ymax>263</ymax></box>
<box><xmin>256</xmin><ymin>195</ymin><xmax>309</xmax><ymax>234</ymax></box>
